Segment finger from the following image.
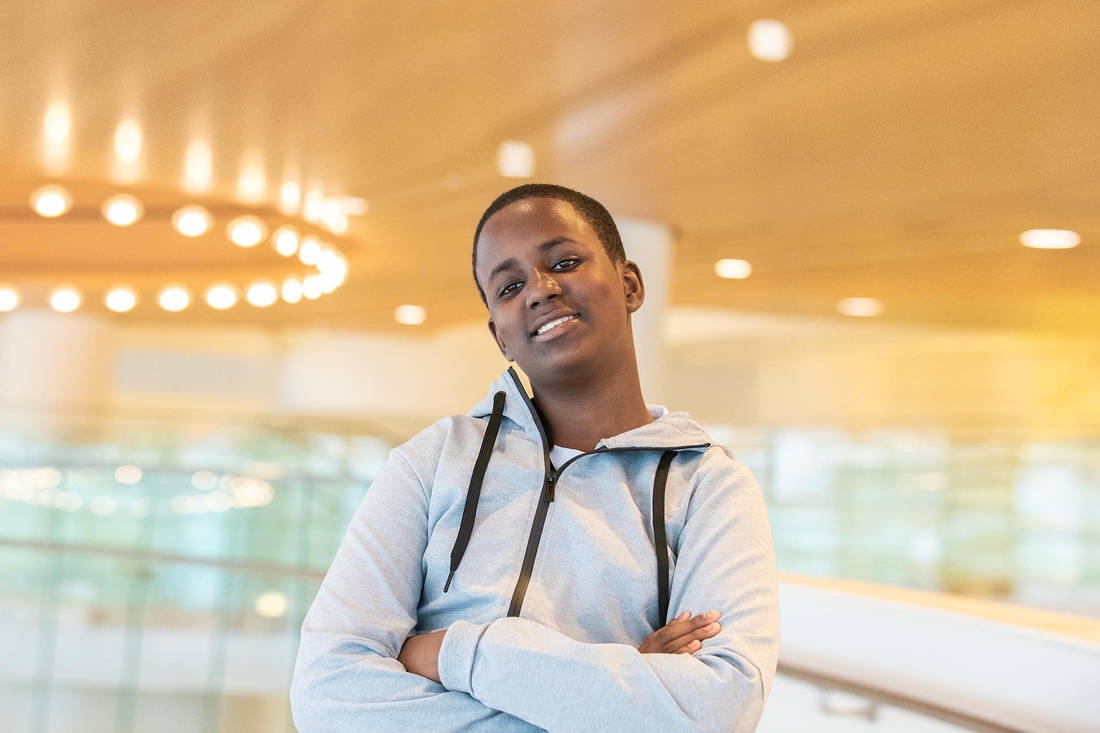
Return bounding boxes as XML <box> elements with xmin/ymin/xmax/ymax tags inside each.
<box><xmin>657</xmin><ymin>610</ymin><xmax>720</xmax><ymax>646</ymax></box>
<box><xmin>659</xmin><ymin>622</ymin><xmax>722</xmax><ymax>653</ymax></box>
<box><xmin>672</xmin><ymin>639</ymin><xmax>703</xmax><ymax>654</ymax></box>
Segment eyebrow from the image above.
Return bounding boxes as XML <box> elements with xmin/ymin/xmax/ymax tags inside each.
<box><xmin>486</xmin><ymin>236</ymin><xmax>575</xmax><ymax>287</ymax></box>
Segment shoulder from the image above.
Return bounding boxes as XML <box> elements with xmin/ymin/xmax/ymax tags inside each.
<box><xmin>390</xmin><ymin>413</ymin><xmax>499</xmax><ymax>478</ymax></box>
<box><xmin>687</xmin><ymin>445</ymin><xmax>762</xmax><ymax>503</ymax></box>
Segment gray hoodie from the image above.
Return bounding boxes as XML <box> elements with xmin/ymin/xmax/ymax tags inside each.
<box><xmin>290</xmin><ymin>368</ymin><xmax>779</xmax><ymax>732</ymax></box>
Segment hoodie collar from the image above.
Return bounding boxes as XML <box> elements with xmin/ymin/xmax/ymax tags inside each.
<box><xmin>469</xmin><ymin>368</ymin><xmax>712</xmax><ymax>453</ymax></box>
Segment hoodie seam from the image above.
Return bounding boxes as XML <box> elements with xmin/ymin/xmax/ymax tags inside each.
<box><xmin>390</xmin><ymin>448</ymin><xmax>430</xmax><ymax>505</ymax></box>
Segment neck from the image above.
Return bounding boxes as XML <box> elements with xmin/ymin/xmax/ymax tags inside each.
<box><xmin>528</xmin><ymin>347</ymin><xmax>653</xmax><ymax>453</ymax></box>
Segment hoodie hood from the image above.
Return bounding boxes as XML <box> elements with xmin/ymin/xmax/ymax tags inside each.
<box><xmin>469</xmin><ymin>367</ymin><xmax>713</xmax><ymax>453</ymax></box>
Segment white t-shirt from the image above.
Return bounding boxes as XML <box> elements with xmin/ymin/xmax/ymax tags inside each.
<box><xmin>548</xmin><ymin>405</ymin><xmax>669</xmax><ymax>469</ymax></box>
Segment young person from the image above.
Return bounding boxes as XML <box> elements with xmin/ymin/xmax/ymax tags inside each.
<box><xmin>290</xmin><ymin>184</ymin><xmax>779</xmax><ymax>732</ymax></box>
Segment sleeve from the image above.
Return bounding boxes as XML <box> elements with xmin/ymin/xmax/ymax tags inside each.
<box><xmin>436</xmin><ymin>453</ymin><xmax>780</xmax><ymax>733</ymax></box>
<box><xmin>289</xmin><ymin>444</ymin><xmax>535</xmax><ymax>733</ymax></box>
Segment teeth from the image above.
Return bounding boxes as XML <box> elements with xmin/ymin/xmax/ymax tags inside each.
<box><xmin>536</xmin><ymin>315</ymin><xmax>576</xmax><ymax>335</ymax></box>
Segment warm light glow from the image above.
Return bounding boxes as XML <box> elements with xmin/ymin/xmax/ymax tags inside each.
<box><xmin>497</xmin><ymin>141</ymin><xmax>536</xmax><ymax>178</ymax></box>
<box><xmin>715</xmin><ymin>259</ymin><xmax>752</xmax><ymax>279</ymax></box>
<box><xmin>322</xmin><ymin>197</ymin><xmax>349</xmax><ymax>234</ymax></box>
<box><xmin>302</xmin><ymin>275</ymin><xmax>323</xmax><ymax>300</ymax></box>
<box><xmin>0</xmin><ymin>286</ymin><xmax>21</xmax><ymax>312</ymax></box>
<box><xmin>340</xmin><ymin>197</ymin><xmax>369</xmax><ymax>216</ymax></box>
<box><xmin>1019</xmin><ymin>229</ymin><xmax>1081</xmax><ymax>250</ymax></box>
<box><xmin>115</xmin><ymin>465</ymin><xmax>143</xmax><ymax>484</ymax></box>
<box><xmin>192</xmin><ymin>470</ymin><xmax>219</xmax><ymax>490</ymax></box>
<box><xmin>205</xmin><ymin>283</ymin><xmax>239</xmax><ymax>310</ymax></box>
<box><xmin>43</xmin><ymin>100</ymin><xmax>71</xmax><ymax>170</ymax></box>
<box><xmin>246</xmin><ymin>280</ymin><xmax>278</xmax><ymax>307</ymax></box>
<box><xmin>184</xmin><ymin>138</ymin><xmax>213</xmax><ymax>193</ymax></box>
<box><xmin>172</xmin><ymin>205</ymin><xmax>213</xmax><ymax>237</ymax></box>
<box><xmin>50</xmin><ymin>286</ymin><xmax>81</xmax><ymax>313</ymax></box>
<box><xmin>280</xmin><ymin>181</ymin><xmax>301</xmax><ymax>214</ymax></box>
<box><xmin>102</xmin><ymin>194</ymin><xmax>143</xmax><ymax>226</ymax></box>
<box><xmin>158</xmin><ymin>285</ymin><xmax>191</xmax><ymax>312</ymax></box>
<box><xmin>255</xmin><ymin>590</ymin><xmax>288</xmax><ymax>619</ymax></box>
<box><xmin>281</xmin><ymin>277</ymin><xmax>303</xmax><ymax>303</ymax></box>
<box><xmin>238</xmin><ymin>151</ymin><xmax>266</xmax><ymax>202</ymax></box>
<box><xmin>114</xmin><ymin>119</ymin><xmax>142</xmax><ymax>163</ymax></box>
<box><xmin>227</xmin><ymin>216</ymin><xmax>267</xmax><ymax>247</ymax></box>
<box><xmin>394</xmin><ymin>304</ymin><xmax>427</xmax><ymax>325</ymax></box>
<box><xmin>298</xmin><ymin>236</ymin><xmax>322</xmax><ymax>265</ymax></box>
<box><xmin>104</xmin><ymin>286</ymin><xmax>138</xmax><ymax>313</ymax></box>
<box><xmin>273</xmin><ymin>226</ymin><xmax>299</xmax><ymax>256</ymax></box>
<box><xmin>31</xmin><ymin>185</ymin><xmax>73</xmax><ymax>218</ymax></box>
<box><xmin>837</xmin><ymin>297</ymin><xmax>885</xmax><ymax>317</ymax></box>
<box><xmin>303</xmin><ymin>189</ymin><xmax>324</xmax><ymax>223</ymax></box>
<box><xmin>748</xmin><ymin>19</ymin><xmax>792</xmax><ymax>62</ymax></box>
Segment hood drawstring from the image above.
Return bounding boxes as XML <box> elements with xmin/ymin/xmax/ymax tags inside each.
<box><xmin>445</xmin><ymin>390</ymin><xmax>506</xmax><ymax>593</ymax></box>
<box><xmin>652</xmin><ymin>450</ymin><xmax>678</xmax><ymax>626</ymax></box>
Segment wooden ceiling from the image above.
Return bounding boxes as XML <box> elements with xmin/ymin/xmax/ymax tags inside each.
<box><xmin>0</xmin><ymin>0</ymin><xmax>1097</xmax><ymax>333</ymax></box>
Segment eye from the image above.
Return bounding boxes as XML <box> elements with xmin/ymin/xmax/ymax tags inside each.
<box><xmin>552</xmin><ymin>257</ymin><xmax>580</xmax><ymax>271</ymax></box>
<box><xmin>498</xmin><ymin>281</ymin><xmax>522</xmax><ymax>298</ymax></box>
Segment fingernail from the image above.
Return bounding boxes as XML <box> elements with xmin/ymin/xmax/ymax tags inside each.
<box><xmin>678</xmin><ymin>611</ymin><xmax>690</xmax><ymax>620</ymax></box>
<box><xmin>705</xmin><ymin>610</ymin><xmax>719</xmax><ymax>620</ymax></box>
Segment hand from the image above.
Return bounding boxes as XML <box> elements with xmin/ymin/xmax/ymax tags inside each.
<box><xmin>398</xmin><ymin>629</ymin><xmax>447</xmax><ymax>683</ymax></box>
<box><xmin>638</xmin><ymin>610</ymin><xmax>722</xmax><ymax>655</ymax></box>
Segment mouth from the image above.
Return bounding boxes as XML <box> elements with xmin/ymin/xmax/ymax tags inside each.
<box><xmin>531</xmin><ymin>313</ymin><xmax>579</xmax><ymax>338</ymax></box>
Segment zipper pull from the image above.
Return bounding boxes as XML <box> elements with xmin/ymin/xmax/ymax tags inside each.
<box><xmin>544</xmin><ymin>472</ymin><xmax>556</xmax><ymax>502</ymax></box>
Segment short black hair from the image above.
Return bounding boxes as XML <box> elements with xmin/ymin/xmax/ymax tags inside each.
<box><xmin>471</xmin><ymin>183</ymin><xmax>626</xmax><ymax>304</ymax></box>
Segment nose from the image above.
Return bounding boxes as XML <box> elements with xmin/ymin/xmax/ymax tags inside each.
<box><xmin>525</xmin><ymin>268</ymin><xmax>561</xmax><ymax>309</ymax></box>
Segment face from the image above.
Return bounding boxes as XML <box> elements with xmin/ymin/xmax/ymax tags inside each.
<box><xmin>475</xmin><ymin>198</ymin><xmax>644</xmax><ymax>387</ymax></box>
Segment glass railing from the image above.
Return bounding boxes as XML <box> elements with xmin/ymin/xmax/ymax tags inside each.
<box><xmin>1</xmin><ymin>409</ymin><xmax>1097</xmax><ymax>732</ymax></box>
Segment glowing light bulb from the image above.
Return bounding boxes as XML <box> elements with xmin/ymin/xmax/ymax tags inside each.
<box><xmin>281</xmin><ymin>277</ymin><xmax>303</xmax><ymax>303</ymax></box>
<box><xmin>31</xmin><ymin>185</ymin><xmax>73</xmax><ymax>217</ymax></box>
<box><xmin>104</xmin><ymin>286</ymin><xmax>138</xmax><ymax>313</ymax></box>
<box><xmin>227</xmin><ymin>216</ymin><xmax>267</xmax><ymax>247</ymax></box>
<box><xmin>394</xmin><ymin>305</ymin><xmax>427</xmax><ymax>325</ymax></box>
<box><xmin>50</xmin><ymin>286</ymin><xmax>81</xmax><ymax>313</ymax></box>
<box><xmin>303</xmin><ymin>189</ymin><xmax>324</xmax><ymax>223</ymax></box>
<box><xmin>0</xmin><ymin>286</ymin><xmax>21</xmax><ymax>312</ymax></box>
<box><xmin>748</xmin><ymin>19</ymin><xmax>792</xmax><ymax>62</ymax></box>
<box><xmin>158</xmin><ymin>285</ymin><xmax>191</xmax><ymax>312</ymax></box>
<box><xmin>246</xmin><ymin>280</ymin><xmax>278</xmax><ymax>307</ymax></box>
<box><xmin>43</xmin><ymin>100</ymin><xmax>71</xmax><ymax>171</ymax></box>
<box><xmin>280</xmin><ymin>181</ymin><xmax>301</xmax><ymax>214</ymax></box>
<box><xmin>238</xmin><ymin>151</ymin><xmax>266</xmax><ymax>202</ymax></box>
<box><xmin>273</xmin><ymin>226</ymin><xmax>299</xmax><ymax>256</ymax></box>
<box><xmin>184</xmin><ymin>138</ymin><xmax>213</xmax><ymax>193</ymax></box>
<box><xmin>102</xmin><ymin>195</ymin><xmax>143</xmax><ymax>226</ymax></box>
<box><xmin>205</xmin><ymin>283</ymin><xmax>239</xmax><ymax>310</ymax></box>
<box><xmin>172</xmin><ymin>205</ymin><xmax>213</xmax><ymax>237</ymax></box>
<box><xmin>114</xmin><ymin>465</ymin><xmax>142</xmax><ymax>484</ymax></box>
<box><xmin>114</xmin><ymin>119</ymin><xmax>142</xmax><ymax>163</ymax></box>
<box><xmin>496</xmin><ymin>141</ymin><xmax>535</xmax><ymax>178</ymax></box>
<box><xmin>298</xmin><ymin>236</ymin><xmax>321</xmax><ymax>265</ymax></box>
<box><xmin>301</xmin><ymin>275</ymin><xmax>323</xmax><ymax>300</ymax></box>
<box><xmin>837</xmin><ymin>297</ymin><xmax>884</xmax><ymax>317</ymax></box>
<box><xmin>1019</xmin><ymin>229</ymin><xmax>1080</xmax><ymax>249</ymax></box>
<box><xmin>715</xmin><ymin>259</ymin><xmax>752</xmax><ymax>279</ymax></box>
<box><xmin>255</xmin><ymin>591</ymin><xmax>288</xmax><ymax>618</ymax></box>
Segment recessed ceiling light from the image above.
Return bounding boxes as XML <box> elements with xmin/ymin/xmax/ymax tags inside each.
<box><xmin>102</xmin><ymin>194</ymin><xmax>143</xmax><ymax>226</ymax></box>
<box><xmin>298</xmin><ymin>236</ymin><xmax>322</xmax><ymax>265</ymax></box>
<box><xmin>0</xmin><ymin>285</ymin><xmax>22</xmax><ymax>312</ymax></box>
<box><xmin>184</xmin><ymin>138</ymin><xmax>213</xmax><ymax>194</ymax></box>
<box><xmin>114</xmin><ymin>119</ymin><xmax>142</xmax><ymax>163</ymax></box>
<box><xmin>237</xmin><ymin>151</ymin><xmax>266</xmax><ymax>202</ymax></box>
<box><xmin>748</xmin><ymin>19</ymin><xmax>792</xmax><ymax>62</ymax></box>
<box><xmin>837</xmin><ymin>297</ymin><xmax>884</xmax><ymax>317</ymax></box>
<box><xmin>394</xmin><ymin>304</ymin><xmax>427</xmax><ymax>325</ymax></box>
<box><xmin>172</xmin><ymin>205</ymin><xmax>214</xmax><ymax>237</ymax></box>
<box><xmin>158</xmin><ymin>285</ymin><xmax>191</xmax><ymax>312</ymax></box>
<box><xmin>715</xmin><ymin>259</ymin><xmax>752</xmax><ymax>279</ymax></box>
<box><xmin>1019</xmin><ymin>229</ymin><xmax>1080</xmax><ymax>249</ymax></box>
<box><xmin>302</xmin><ymin>275</ymin><xmax>323</xmax><ymax>300</ymax></box>
<box><xmin>273</xmin><ymin>226</ymin><xmax>299</xmax><ymax>256</ymax></box>
<box><xmin>104</xmin><ymin>286</ymin><xmax>138</xmax><ymax>313</ymax></box>
<box><xmin>227</xmin><ymin>216</ymin><xmax>267</xmax><ymax>247</ymax></box>
<box><xmin>50</xmin><ymin>285</ymin><xmax>81</xmax><ymax>313</ymax></box>
<box><xmin>205</xmin><ymin>283</ymin><xmax>238</xmax><ymax>310</ymax></box>
<box><xmin>31</xmin><ymin>185</ymin><xmax>73</xmax><ymax>217</ymax></box>
<box><xmin>496</xmin><ymin>141</ymin><xmax>535</xmax><ymax>178</ymax></box>
<box><xmin>281</xmin><ymin>277</ymin><xmax>303</xmax><ymax>303</ymax></box>
<box><xmin>44</xmin><ymin>100</ymin><xmax>71</xmax><ymax>144</ymax></box>
<box><xmin>246</xmin><ymin>280</ymin><xmax>278</xmax><ymax>307</ymax></box>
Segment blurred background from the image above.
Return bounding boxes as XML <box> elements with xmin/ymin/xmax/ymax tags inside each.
<box><xmin>1</xmin><ymin>1</ymin><xmax>1098</xmax><ymax>731</ymax></box>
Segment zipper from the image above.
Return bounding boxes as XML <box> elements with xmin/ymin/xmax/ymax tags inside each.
<box><xmin>503</xmin><ymin>368</ymin><xmax>711</xmax><ymax>617</ymax></box>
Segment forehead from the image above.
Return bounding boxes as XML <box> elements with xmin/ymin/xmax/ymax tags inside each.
<box><xmin>475</xmin><ymin>197</ymin><xmax>599</xmax><ymax>276</ymax></box>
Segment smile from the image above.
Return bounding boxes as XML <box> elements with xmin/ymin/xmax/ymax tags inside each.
<box><xmin>534</xmin><ymin>314</ymin><xmax>578</xmax><ymax>336</ymax></box>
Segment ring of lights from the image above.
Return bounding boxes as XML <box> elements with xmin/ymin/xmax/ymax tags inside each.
<box><xmin>0</xmin><ymin>184</ymin><xmax>351</xmax><ymax>315</ymax></box>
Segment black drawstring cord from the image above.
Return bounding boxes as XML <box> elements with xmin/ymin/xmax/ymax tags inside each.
<box><xmin>444</xmin><ymin>390</ymin><xmax>506</xmax><ymax>593</ymax></box>
<box><xmin>652</xmin><ymin>450</ymin><xmax>677</xmax><ymax>626</ymax></box>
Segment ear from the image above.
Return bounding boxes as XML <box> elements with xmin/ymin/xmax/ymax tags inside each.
<box><xmin>620</xmin><ymin>260</ymin><xmax>645</xmax><ymax>314</ymax></box>
<box><xmin>487</xmin><ymin>318</ymin><xmax>514</xmax><ymax>362</ymax></box>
